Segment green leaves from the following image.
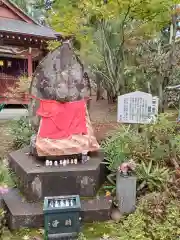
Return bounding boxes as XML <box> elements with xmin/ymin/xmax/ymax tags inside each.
<box><xmin>117</xmin><ymin>194</ymin><xmax>180</xmax><ymax>240</ymax></box>
<box><xmin>102</xmin><ymin>126</ymin><xmax>132</xmax><ymax>172</ymax></box>
<box><xmin>102</xmin><ymin>113</ymin><xmax>179</xmax><ymax>193</ymax></box>
<box><xmin>12</xmin><ymin>0</ymin><xmax>45</xmax><ymax>21</ymax></box>
<box><xmin>0</xmin><ymin>164</ymin><xmax>14</xmax><ymax>188</ymax></box>
<box><xmin>136</xmin><ymin>160</ymin><xmax>170</xmax><ymax>192</ymax></box>
<box><xmin>10</xmin><ymin>117</ymin><xmax>35</xmax><ymax>149</ymax></box>
<box><xmin>47</xmin><ymin>0</ymin><xmax>180</xmax><ymax>102</ymax></box>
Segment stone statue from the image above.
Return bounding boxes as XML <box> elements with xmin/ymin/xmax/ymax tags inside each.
<box><xmin>28</xmin><ymin>40</ymin><xmax>99</xmax><ymax>158</ymax></box>
<box><xmin>29</xmin><ymin>40</ymin><xmax>90</xmax><ymax>132</ymax></box>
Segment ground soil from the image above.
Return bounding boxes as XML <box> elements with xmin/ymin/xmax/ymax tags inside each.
<box><xmin>89</xmin><ymin>97</ymin><xmax>120</xmax><ymax>142</ymax></box>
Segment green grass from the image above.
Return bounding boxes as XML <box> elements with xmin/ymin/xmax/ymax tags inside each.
<box><xmin>82</xmin><ymin>221</ymin><xmax>120</xmax><ymax>239</ymax></box>
<box><xmin>3</xmin><ymin>221</ymin><xmax>121</xmax><ymax>240</ymax></box>
<box><xmin>3</xmin><ymin>228</ymin><xmax>43</xmax><ymax>240</ymax></box>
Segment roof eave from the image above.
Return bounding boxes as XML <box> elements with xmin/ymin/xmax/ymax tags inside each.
<box><xmin>0</xmin><ymin>30</ymin><xmax>58</xmax><ymax>40</ymax></box>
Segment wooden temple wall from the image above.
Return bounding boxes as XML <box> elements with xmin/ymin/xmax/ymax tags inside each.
<box><xmin>0</xmin><ymin>47</ymin><xmax>42</xmax><ymax>104</ymax></box>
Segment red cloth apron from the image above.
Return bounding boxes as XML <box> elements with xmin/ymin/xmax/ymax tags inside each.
<box><xmin>36</xmin><ymin>99</ymin><xmax>87</xmax><ymax>139</ymax></box>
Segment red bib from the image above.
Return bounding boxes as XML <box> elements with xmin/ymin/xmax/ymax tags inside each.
<box><xmin>36</xmin><ymin>99</ymin><xmax>87</xmax><ymax>139</ymax></box>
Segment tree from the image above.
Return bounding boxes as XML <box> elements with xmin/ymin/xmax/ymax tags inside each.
<box><xmin>132</xmin><ymin>5</ymin><xmax>180</xmax><ymax>112</ymax></box>
<box><xmin>49</xmin><ymin>0</ymin><xmax>172</xmax><ymax>45</ymax></box>
<box><xmin>48</xmin><ymin>0</ymin><xmax>178</xmax><ymax>108</ymax></box>
<box><xmin>11</xmin><ymin>0</ymin><xmax>47</xmax><ymax>24</ymax></box>
<box><xmin>12</xmin><ymin>0</ymin><xmax>29</xmax><ymax>13</ymax></box>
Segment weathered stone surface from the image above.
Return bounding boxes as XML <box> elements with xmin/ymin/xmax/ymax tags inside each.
<box><xmin>8</xmin><ymin>147</ymin><xmax>105</xmax><ymax>201</ymax></box>
<box><xmin>0</xmin><ymin>194</ymin><xmax>4</xmax><ymax>208</ymax></box>
<box><xmin>116</xmin><ymin>174</ymin><xmax>136</xmax><ymax>214</ymax></box>
<box><xmin>3</xmin><ymin>188</ymin><xmax>113</xmax><ymax>230</ymax></box>
<box><xmin>3</xmin><ymin>188</ymin><xmax>43</xmax><ymax>230</ymax></box>
<box><xmin>81</xmin><ymin>196</ymin><xmax>113</xmax><ymax>222</ymax></box>
<box><xmin>29</xmin><ymin>42</ymin><xmax>90</xmax><ymax>131</ymax></box>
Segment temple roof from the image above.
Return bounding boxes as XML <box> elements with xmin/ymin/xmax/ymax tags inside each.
<box><xmin>0</xmin><ymin>18</ymin><xmax>58</xmax><ymax>39</ymax></box>
<box><xmin>0</xmin><ymin>0</ymin><xmax>59</xmax><ymax>39</ymax></box>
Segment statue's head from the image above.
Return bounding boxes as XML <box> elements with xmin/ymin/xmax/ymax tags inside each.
<box><xmin>29</xmin><ymin>41</ymin><xmax>90</xmax><ymax>131</ymax></box>
<box><xmin>31</xmin><ymin>41</ymin><xmax>89</xmax><ymax>102</ymax></box>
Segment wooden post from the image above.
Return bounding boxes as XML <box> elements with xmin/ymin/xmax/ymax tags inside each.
<box><xmin>28</xmin><ymin>47</ymin><xmax>32</xmax><ymax>79</ymax></box>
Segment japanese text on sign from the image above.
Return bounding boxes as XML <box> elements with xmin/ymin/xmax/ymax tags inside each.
<box><xmin>117</xmin><ymin>91</ymin><xmax>157</xmax><ymax>124</ymax></box>
<box><xmin>49</xmin><ymin>220</ymin><xmax>59</xmax><ymax>228</ymax></box>
<box><xmin>65</xmin><ymin>219</ymin><xmax>72</xmax><ymax>226</ymax></box>
<box><xmin>48</xmin><ymin>218</ymin><xmax>72</xmax><ymax>228</ymax></box>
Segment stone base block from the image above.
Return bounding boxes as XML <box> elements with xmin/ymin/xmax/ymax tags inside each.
<box><xmin>3</xmin><ymin>188</ymin><xmax>112</xmax><ymax>230</ymax></box>
<box><xmin>116</xmin><ymin>174</ymin><xmax>136</xmax><ymax>214</ymax></box>
<box><xmin>8</xmin><ymin>147</ymin><xmax>105</xmax><ymax>201</ymax></box>
<box><xmin>0</xmin><ymin>194</ymin><xmax>4</xmax><ymax>208</ymax></box>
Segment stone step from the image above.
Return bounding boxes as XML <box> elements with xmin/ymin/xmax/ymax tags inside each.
<box><xmin>3</xmin><ymin>188</ymin><xmax>112</xmax><ymax>230</ymax></box>
<box><xmin>8</xmin><ymin>147</ymin><xmax>106</xmax><ymax>201</ymax></box>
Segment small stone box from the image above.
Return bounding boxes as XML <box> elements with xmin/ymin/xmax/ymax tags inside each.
<box><xmin>43</xmin><ymin>195</ymin><xmax>82</xmax><ymax>240</ymax></box>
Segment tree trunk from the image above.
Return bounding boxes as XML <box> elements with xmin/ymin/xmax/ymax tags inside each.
<box><xmin>96</xmin><ymin>81</ymin><xmax>101</xmax><ymax>101</ymax></box>
<box><xmin>96</xmin><ymin>73</ymin><xmax>104</xmax><ymax>101</ymax></box>
<box><xmin>107</xmin><ymin>91</ymin><xmax>116</xmax><ymax>103</ymax></box>
<box><xmin>158</xmin><ymin>81</ymin><xmax>164</xmax><ymax>113</ymax></box>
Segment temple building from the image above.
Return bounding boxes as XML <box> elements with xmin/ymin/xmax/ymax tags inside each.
<box><xmin>0</xmin><ymin>0</ymin><xmax>59</xmax><ymax>104</ymax></box>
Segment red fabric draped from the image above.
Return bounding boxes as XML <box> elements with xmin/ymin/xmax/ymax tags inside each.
<box><xmin>36</xmin><ymin>99</ymin><xmax>87</xmax><ymax>139</ymax></box>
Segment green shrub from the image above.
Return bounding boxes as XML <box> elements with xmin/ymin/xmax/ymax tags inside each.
<box><xmin>0</xmin><ymin>163</ymin><xmax>14</xmax><ymax>188</ymax></box>
<box><xmin>117</xmin><ymin>193</ymin><xmax>180</xmax><ymax>240</ymax></box>
<box><xmin>0</xmin><ymin>164</ymin><xmax>14</xmax><ymax>238</ymax></box>
<box><xmin>102</xmin><ymin>125</ymin><xmax>142</xmax><ymax>191</ymax></box>
<box><xmin>101</xmin><ymin>113</ymin><xmax>178</xmax><ymax>193</ymax></box>
<box><xmin>80</xmin><ymin>192</ymin><xmax>180</xmax><ymax>239</ymax></box>
<box><xmin>10</xmin><ymin>117</ymin><xmax>34</xmax><ymax>149</ymax></box>
<box><xmin>136</xmin><ymin>160</ymin><xmax>170</xmax><ymax>192</ymax></box>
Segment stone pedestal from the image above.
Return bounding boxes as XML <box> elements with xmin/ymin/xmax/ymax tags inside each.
<box><xmin>8</xmin><ymin>147</ymin><xmax>106</xmax><ymax>201</ymax></box>
<box><xmin>116</xmin><ymin>174</ymin><xmax>136</xmax><ymax>214</ymax></box>
<box><xmin>2</xmin><ymin>147</ymin><xmax>113</xmax><ymax>230</ymax></box>
<box><xmin>3</xmin><ymin>188</ymin><xmax>112</xmax><ymax>230</ymax></box>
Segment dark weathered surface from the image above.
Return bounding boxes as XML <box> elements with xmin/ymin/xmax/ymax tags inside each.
<box><xmin>3</xmin><ymin>188</ymin><xmax>113</xmax><ymax>230</ymax></box>
<box><xmin>81</xmin><ymin>197</ymin><xmax>113</xmax><ymax>222</ymax></box>
<box><xmin>3</xmin><ymin>188</ymin><xmax>43</xmax><ymax>230</ymax></box>
<box><xmin>29</xmin><ymin>42</ymin><xmax>90</xmax><ymax>131</ymax></box>
<box><xmin>116</xmin><ymin>175</ymin><xmax>136</xmax><ymax>214</ymax></box>
<box><xmin>8</xmin><ymin>147</ymin><xmax>106</xmax><ymax>201</ymax></box>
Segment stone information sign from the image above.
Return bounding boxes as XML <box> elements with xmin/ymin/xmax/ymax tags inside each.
<box><xmin>117</xmin><ymin>91</ymin><xmax>155</xmax><ymax>124</ymax></box>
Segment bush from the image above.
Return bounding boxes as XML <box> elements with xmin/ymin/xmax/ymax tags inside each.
<box><xmin>118</xmin><ymin>193</ymin><xmax>180</xmax><ymax>240</ymax></box>
<box><xmin>136</xmin><ymin>160</ymin><xmax>170</xmax><ymax>193</ymax></box>
<box><xmin>0</xmin><ymin>164</ymin><xmax>14</xmax><ymax>188</ymax></box>
<box><xmin>101</xmin><ymin>113</ymin><xmax>178</xmax><ymax>193</ymax></box>
<box><xmin>0</xmin><ymin>164</ymin><xmax>14</xmax><ymax>238</ymax></box>
<box><xmin>80</xmin><ymin>192</ymin><xmax>180</xmax><ymax>239</ymax></box>
<box><xmin>10</xmin><ymin>117</ymin><xmax>34</xmax><ymax>149</ymax></box>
